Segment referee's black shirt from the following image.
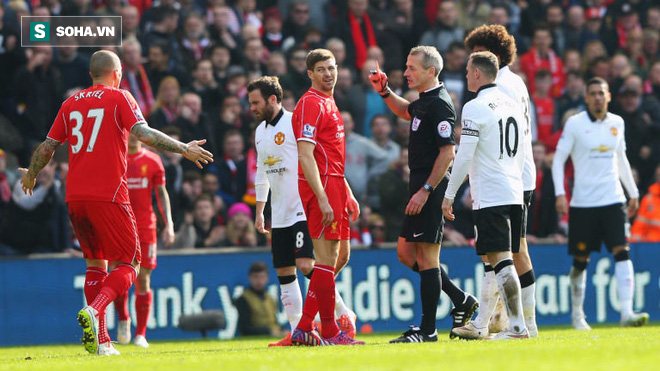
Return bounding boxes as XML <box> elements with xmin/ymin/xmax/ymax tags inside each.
<box><xmin>406</xmin><ymin>83</ymin><xmax>456</xmax><ymax>173</ymax></box>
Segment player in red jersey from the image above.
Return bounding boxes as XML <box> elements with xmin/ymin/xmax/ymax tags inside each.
<box><xmin>19</xmin><ymin>50</ymin><xmax>213</xmax><ymax>356</ymax></box>
<box><xmin>113</xmin><ymin>133</ymin><xmax>175</xmax><ymax>348</ymax></box>
<box><xmin>290</xmin><ymin>49</ymin><xmax>363</xmax><ymax>346</ymax></box>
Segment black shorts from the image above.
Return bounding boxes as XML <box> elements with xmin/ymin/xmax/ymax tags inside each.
<box><xmin>400</xmin><ymin>171</ymin><xmax>445</xmax><ymax>244</ymax></box>
<box><xmin>521</xmin><ymin>190</ymin><xmax>533</xmax><ymax>238</ymax></box>
<box><xmin>473</xmin><ymin>204</ymin><xmax>523</xmax><ymax>255</ymax></box>
<box><xmin>568</xmin><ymin>203</ymin><xmax>628</xmax><ymax>256</ymax></box>
<box><xmin>271</xmin><ymin>221</ymin><xmax>315</xmax><ymax>268</ymax></box>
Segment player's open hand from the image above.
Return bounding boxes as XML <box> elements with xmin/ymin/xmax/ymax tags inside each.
<box><xmin>318</xmin><ymin>197</ymin><xmax>334</xmax><ymax>227</ymax></box>
<box><xmin>368</xmin><ymin>61</ymin><xmax>388</xmax><ymax>94</ymax></box>
<box><xmin>405</xmin><ymin>189</ymin><xmax>429</xmax><ymax>215</ymax></box>
<box><xmin>18</xmin><ymin>168</ymin><xmax>36</xmax><ymax>196</ymax></box>
<box><xmin>255</xmin><ymin>213</ymin><xmax>269</xmax><ymax>234</ymax></box>
<box><xmin>184</xmin><ymin>139</ymin><xmax>214</xmax><ymax>169</ymax></box>
<box><xmin>555</xmin><ymin>195</ymin><xmax>568</xmax><ymax>215</ymax></box>
<box><xmin>162</xmin><ymin>225</ymin><xmax>175</xmax><ymax>247</ymax></box>
<box><xmin>442</xmin><ymin>197</ymin><xmax>455</xmax><ymax>221</ymax></box>
<box><xmin>347</xmin><ymin>194</ymin><xmax>360</xmax><ymax>222</ymax></box>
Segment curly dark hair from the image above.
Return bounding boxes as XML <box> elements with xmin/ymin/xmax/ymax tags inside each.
<box><xmin>464</xmin><ymin>24</ymin><xmax>517</xmax><ymax>67</ymax></box>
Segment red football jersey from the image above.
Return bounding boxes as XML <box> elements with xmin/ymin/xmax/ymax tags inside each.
<box><xmin>292</xmin><ymin>88</ymin><xmax>345</xmax><ymax>178</ymax></box>
<box><xmin>47</xmin><ymin>85</ymin><xmax>147</xmax><ymax>203</ymax></box>
<box><xmin>127</xmin><ymin>148</ymin><xmax>165</xmax><ymax>230</ymax></box>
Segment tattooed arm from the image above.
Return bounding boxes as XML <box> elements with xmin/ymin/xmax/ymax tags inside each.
<box><xmin>131</xmin><ymin>123</ymin><xmax>214</xmax><ymax>169</ymax></box>
<box><xmin>19</xmin><ymin>138</ymin><xmax>61</xmax><ymax>196</ymax></box>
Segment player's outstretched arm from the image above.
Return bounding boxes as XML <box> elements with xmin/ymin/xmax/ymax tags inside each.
<box><xmin>19</xmin><ymin>138</ymin><xmax>61</xmax><ymax>195</ymax></box>
<box><xmin>132</xmin><ymin>123</ymin><xmax>214</xmax><ymax>169</ymax></box>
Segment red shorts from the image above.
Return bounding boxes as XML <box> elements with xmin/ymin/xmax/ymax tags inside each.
<box><xmin>138</xmin><ymin>227</ymin><xmax>157</xmax><ymax>269</ymax></box>
<box><xmin>68</xmin><ymin>201</ymin><xmax>140</xmax><ymax>264</ymax></box>
<box><xmin>299</xmin><ymin>176</ymin><xmax>350</xmax><ymax>240</ymax></box>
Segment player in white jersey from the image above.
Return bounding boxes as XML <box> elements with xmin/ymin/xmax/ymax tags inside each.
<box><xmin>455</xmin><ymin>25</ymin><xmax>538</xmax><ymax>339</ymax></box>
<box><xmin>552</xmin><ymin>77</ymin><xmax>649</xmax><ymax>330</ymax></box>
<box><xmin>443</xmin><ymin>51</ymin><xmax>529</xmax><ymax>340</ymax></box>
<box><xmin>247</xmin><ymin>76</ymin><xmax>357</xmax><ymax>346</ymax></box>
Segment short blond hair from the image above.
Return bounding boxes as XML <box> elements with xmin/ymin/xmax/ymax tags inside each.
<box><xmin>90</xmin><ymin>50</ymin><xmax>120</xmax><ymax>79</ymax></box>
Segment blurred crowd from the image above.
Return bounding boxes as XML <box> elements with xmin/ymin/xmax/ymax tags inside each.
<box><xmin>2</xmin><ymin>0</ymin><xmax>660</xmax><ymax>256</ymax></box>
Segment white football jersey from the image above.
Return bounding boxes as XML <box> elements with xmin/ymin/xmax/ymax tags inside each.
<box><xmin>255</xmin><ymin>109</ymin><xmax>306</xmax><ymax>228</ymax></box>
<box><xmin>552</xmin><ymin>111</ymin><xmax>639</xmax><ymax>207</ymax></box>
<box><xmin>497</xmin><ymin>66</ymin><xmax>536</xmax><ymax>191</ymax></box>
<box><xmin>455</xmin><ymin>85</ymin><xmax>526</xmax><ymax>209</ymax></box>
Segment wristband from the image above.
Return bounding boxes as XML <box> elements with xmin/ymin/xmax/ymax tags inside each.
<box><xmin>380</xmin><ymin>88</ymin><xmax>391</xmax><ymax>98</ymax></box>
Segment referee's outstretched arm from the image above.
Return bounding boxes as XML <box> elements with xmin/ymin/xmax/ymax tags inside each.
<box><xmin>368</xmin><ymin>68</ymin><xmax>411</xmax><ymax>120</ymax></box>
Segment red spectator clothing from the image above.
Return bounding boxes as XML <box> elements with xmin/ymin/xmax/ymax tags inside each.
<box><xmin>127</xmin><ymin>148</ymin><xmax>165</xmax><ymax>231</ymax></box>
<box><xmin>127</xmin><ymin>0</ymin><xmax>152</xmax><ymax>16</ymax></box>
<box><xmin>47</xmin><ymin>85</ymin><xmax>147</xmax><ymax>204</ymax></box>
<box><xmin>292</xmin><ymin>88</ymin><xmax>346</xmax><ymax>179</ymax></box>
<box><xmin>533</xmin><ymin>95</ymin><xmax>558</xmax><ymax>151</ymax></box>
<box><xmin>519</xmin><ymin>47</ymin><xmax>565</xmax><ymax>98</ymax></box>
<box><xmin>120</xmin><ymin>65</ymin><xmax>154</xmax><ymax>119</ymax></box>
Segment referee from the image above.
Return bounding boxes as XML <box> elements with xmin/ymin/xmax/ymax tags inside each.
<box><xmin>369</xmin><ymin>46</ymin><xmax>477</xmax><ymax>343</ymax></box>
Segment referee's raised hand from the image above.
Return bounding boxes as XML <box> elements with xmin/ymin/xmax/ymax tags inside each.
<box><xmin>368</xmin><ymin>61</ymin><xmax>388</xmax><ymax>94</ymax></box>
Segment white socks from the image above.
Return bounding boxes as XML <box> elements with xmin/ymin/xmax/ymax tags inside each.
<box><xmin>280</xmin><ymin>279</ymin><xmax>303</xmax><ymax>332</ymax></box>
<box><xmin>615</xmin><ymin>260</ymin><xmax>634</xmax><ymax>320</ymax></box>
<box><xmin>521</xmin><ymin>283</ymin><xmax>536</xmax><ymax>326</ymax></box>
<box><xmin>334</xmin><ymin>287</ymin><xmax>352</xmax><ymax>318</ymax></box>
<box><xmin>569</xmin><ymin>266</ymin><xmax>587</xmax><ymax>320</ymax></box>
<box><xmin>494</xmin><ymin>261</ymin><xmax>526</xmax><ymax>334</ymax></box>
<box><xmin>473</xmin><ymin>269</ymin><xmax>498</xmax><ymax>329</ymax></box>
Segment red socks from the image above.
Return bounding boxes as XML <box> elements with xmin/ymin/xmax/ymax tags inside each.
<box><xmin>297</xmin><ymin>264</ymin><xmax>339</xmax><ymax>338</ymax></box>
<box><xmin>135</xmin><ymin>291</ymin><xmax>152</xmax><ymax>337</ymax></box>
<box><xmin>114</xmin><ymin>291</ymin><xmax>130</xmax><ymax>321</ymax></box>
<box><xmin>85</xmin><ymin>267</ymin><xmax>111</xmax><ymax>344</ymax></box>
<box><xmin>90</xmin><ymin>264</ymin><xmax>137</xmax><ymax>313</ymax></box>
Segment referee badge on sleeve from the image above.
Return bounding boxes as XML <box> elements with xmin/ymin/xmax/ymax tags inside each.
<box><xmin>462</xmin><ymin>119</ymin><xmax>479</xmax><ymax>137</ymax></box>
<box><xmin>412</xmin><ymin>116</ymin><xmax>421</xmax><ymax>131</ymax></box>
<box><xmin>438</xmin><ymin>120</ymin><xmax>452</xmax><ymax>138</ymax></box>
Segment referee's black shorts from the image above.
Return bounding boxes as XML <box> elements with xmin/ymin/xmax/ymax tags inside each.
<box><xmin>568</xmin><ymin>203</ymin><xmax>628</xmax><ymax>257</ymax></box>
<box><xmin>271</xmin><ymin>221</ymin><xmax>314</xmax><ymax>268</ymax></box>
<box><xmin>400</xmin><ymin>171</ymin><xmax>446</xmax><ymax>244</ymax></box>
<box><xmin>473</xmin><ymin>204</ymin><xmax>523</xmax><ymax>255</ymax></box>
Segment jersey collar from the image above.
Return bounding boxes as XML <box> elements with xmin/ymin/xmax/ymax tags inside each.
<box><xmin>476</xmin><ymin>83</ymin><xmax>497</xmax><ymax>96</ymax></box>
<box><xmin>587</xmin><ymin>110</ymin><xmax>608</xmax><ymax>123</ymax></box>
<box><xmin>420</xmin><ymin>82</ymin><xmax>444</xmax><ymax>97</ymax></box>
<box><xmin>266</xmin><ymin>108</ymin><xmax>284</xmax><ymax>127</ymax></box>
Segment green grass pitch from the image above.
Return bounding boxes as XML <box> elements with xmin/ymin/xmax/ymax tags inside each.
<box><xmin>1</xmin><ymin>324</ymin><xmax>658</xmax><ymax>371</ymax></box>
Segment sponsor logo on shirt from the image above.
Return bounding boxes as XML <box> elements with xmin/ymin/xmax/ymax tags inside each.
<box><xmin>274</xmin><ymin>132</ymin><xmax>285</xmax><ymax>145</ymax></box>
<box><xmin>438</xmin><ymin>120</ymin><xmax>452</xmax><ymax>138</ymax></box>
<box><xmin>127</xmin><ymin>177</ymin><xmax>148</xmax><ymax>189</ymax></box>
<box><xmin>302</xmin><ymin>123</ymin><xmax>315</xmax><ymax>138</ymax></box>
<box><xmin>591</xmin><ymin>145</ymin><xmax>613</xmax><ymax>153</ymax></box>
<box><xmin>412</xmin><ymin>116</ymin><xmax>421</xmax><ymax>131</ymax></box>
<box><xmin>264</xmin><ymin>156</ymin><xmax>282</xmax><ymax>166</ymax></box>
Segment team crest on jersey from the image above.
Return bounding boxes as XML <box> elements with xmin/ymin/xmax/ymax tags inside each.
<box><xmin>274</xmin><ymin>132</ymin><xmax>285</xmax><ymax>145</ymax></box>
<box><xmin>331</xmin><ymin>221</ymin><xmax>337</xmax><ymax>233</ymax></box>
<box><xmin>302</xmin><ymin>124</ymin><xmax>315</xmax><ymax>138</ymax></box>
<box><xmin>412</xmin><ymin>117</ymin><xmax>421</xmax><ymax>131</ymax></box>
<box><xmin>264</xmin><ymin>156</ymin><xmax>282</xmax><ymax>166</ymax></box>
<box><xmin>141</xmin><ymin>165</ymin><xmax>148</xmax><ymax>175</ymax></box>
<box><xmin>610</xmin><ymin>127</ymin><xmax>617</xmax><ymax>136</ymax></box>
